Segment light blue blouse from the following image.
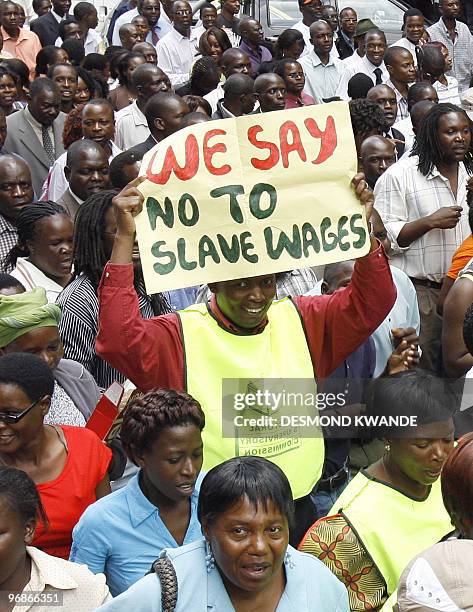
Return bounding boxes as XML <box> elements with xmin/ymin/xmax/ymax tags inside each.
<box><xmin>69</xmin><ymin>471</ymin><xmax>203</xmax><ymax>596</ymax></box>
<box><xmin>96</xmin><ymin>539</ymin><xmax>349</xmax><ymax>611</ymax></box>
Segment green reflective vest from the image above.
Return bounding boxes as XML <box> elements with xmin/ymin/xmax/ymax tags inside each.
<box><xmin>330</xmin><ymin>471</ymin><xmax>452</xmax><ymax>596</ymax></box>
<box><xmin>178</xmin><ymin>298</ymin><xmax>324</xmax><ymax>499</ymax></box>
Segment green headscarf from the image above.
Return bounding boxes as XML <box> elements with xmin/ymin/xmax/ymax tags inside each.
<box><xmin>0</xmin><ymin>287</ymin><xmax>61</xmax><ymax>348</ymax></box>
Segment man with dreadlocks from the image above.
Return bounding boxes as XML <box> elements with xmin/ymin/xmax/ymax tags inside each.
<box><xmin>95</xmin><ymin>173</ymin><xmax>396</xmax><ymax>546</ymax></box>
<box><xmin>375</xmin><ymin>102</ymin><xmax>472</xmax><ymax>373</ymax></box>
<box><xmin>57</xmin><ymin>190</ymin><xmax>171</xmax><ymax>390</ymax></box>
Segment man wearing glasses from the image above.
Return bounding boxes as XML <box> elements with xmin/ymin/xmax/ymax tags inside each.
<box><xmin>156</xmin><ymin>0</ymin><xmax>195</xmax><ymax>87</ymax></box>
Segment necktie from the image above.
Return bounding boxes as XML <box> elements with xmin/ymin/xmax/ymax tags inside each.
<box><xmin>374</xmin><ymin>67</ymin><xmax>383</xmax><ymax>85</ymax></box>
<box><xmin>151</xmin><ymin>27</ymin><xmax>159</xmax><ymax>45</ymax></box>
<box><xmin>42</xmin><ymin>126</ymin><xmax>55</xmax><ymax>164</ymax></box>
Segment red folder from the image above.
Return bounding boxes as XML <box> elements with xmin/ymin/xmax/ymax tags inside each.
<box><xmin>86</xmin><ymin>382</ymin><xmax>124</xmax><ymax>441</ymax></box>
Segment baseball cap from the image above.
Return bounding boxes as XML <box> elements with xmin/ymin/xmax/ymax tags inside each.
<box><xmin>396</xmin><ymin>540</ymin><xmax>473</xmax><ymax>612</ymax></box>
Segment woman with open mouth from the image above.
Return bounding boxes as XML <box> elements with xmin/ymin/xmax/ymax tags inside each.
<box><xmin>96</xmin><ymin>456</ymin><xmax>348</xmax><ymax>611</ymax></box>
<box><xmin>70</xmin><ymin>388</ymin><xmax>206</xmax><ymax>597</ymax></box>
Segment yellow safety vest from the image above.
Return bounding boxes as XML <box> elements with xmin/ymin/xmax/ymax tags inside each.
<box><xmin>330</xmin><ymin>471</ymin><xmax>452</xmax><ymax>595</ymax></box>
<box><xmin>178</xmin><ymin>298</ymin><xmax>324</xmax><ymax>499</ymax></box>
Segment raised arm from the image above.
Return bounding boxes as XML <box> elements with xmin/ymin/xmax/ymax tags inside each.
<box><xmin>95</xmin><ymin>178</ymin><xmax>185</xmax><ymax>392</ymax></box>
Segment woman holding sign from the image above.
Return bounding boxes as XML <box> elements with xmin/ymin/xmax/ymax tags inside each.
<box><xmin>96</xmin><ymin>173</ymin><xmax>396</xmax><ymax>546</ymax></box>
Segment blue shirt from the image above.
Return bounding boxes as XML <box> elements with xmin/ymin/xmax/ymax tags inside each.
<box><xmin>69</xmin><ymin>471</ymin><xmax>204</xmax><ymax>596</ymax></box>
<box><xmin>96</xmin><ymin>540</ymin><xmax>349</xmax><ymax>611</ymax></box>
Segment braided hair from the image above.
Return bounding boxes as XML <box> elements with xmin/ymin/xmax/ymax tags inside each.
<box><xmin>411</xmin><ymin>102</ymin><xmax>473</xmax><ymax>176</ymax></box>
<box><xmin>2</xmin><ymin>202</ymin><xmax>69</xmax><ymax>273</ymax></box>
<box><xmin>73</xmin><ymin>191</ymin><xmax>171</xmax><ymax>314</ymax></box>
<box><xmin>120</xmin><ymin>388</ymin><xmax>205</xmax><ymax>462</ymax></box>
<box><xmin>188</xmin><ymin>56</ymin><xmax>222</xmax><ymax>97</ymax></box>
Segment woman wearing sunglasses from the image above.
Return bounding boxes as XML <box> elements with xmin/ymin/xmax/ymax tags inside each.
<box><xmin>0</xmin><ymin>353</ymin><xmax>111</xmax><ymax>560</ymax></box>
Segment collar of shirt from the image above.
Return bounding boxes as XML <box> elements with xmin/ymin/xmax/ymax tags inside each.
<box><xmin>362</xmin><ymin>54</ymin><xmax>387</xmax><ymax>76</ymax></box>
<box><xmin>126</xmin><ymin>472</ymin><xmax>164</xmax><ymax>527</ymax></box>
<box><xmin>26</xmin><ymin>546</ymin><xmax>78</xmax><ymax>591</ymax></box>
<box><xmin>1</xmin><ymin>26</ymin><xmax>30</xmax><ymax>42</ymax></box>
<box><xmin>439</xmin><ymin>17</ymin><xmax>458</xmax><ymax>36</ymax></box>
<box><xmin>427</xmin><ymin>161</ymin><xmax>467</xmax><ymax>184</ymax></box>
<box><xmin>239</xmin><ymin>39</ymin><xmax>263</xmax><ymax>62</ymax></box>
<box><xmin>0</xmin><ymin>213</ymin><xmax>16</xmax><ymax>233</ymax></box>
<box><xmin>338</xmin><ymin>29</ymin><xmax>354</xmax><ymax>49</ymax></box>
<box><xmin>51</xmin><ymin>9</ymin><xmax>63</xmax><ymax>22</ymax></box>
<box><xmin>218</xmin><ymin>101</ymin><xmax>235</xmax><ymax>118</ymax></box>
<box><xmin>308</xmin><ymin>49</ymin><xmax>337</xmax><ymax>67</ymax></box>
<box><xmin>285</xmin><ymin>91</ymin><xmax>304</xmax><ymax>107</ymax></box>
<box><xmin>208</xmin><ymin>294</ymin><xmax>269</xmax><ymax>335</ymax></box>
<box><xmin>146</xmin><ymin>18</ymin><xmax>171</xmax><ymax>43</ymax></box>
<box><xmin>24</xmin><ymin>105</ymin><xmax>47</xmax><ymax>131</ymax></box>
<box><xmin>68</xmin><ymin>187</ymin><xmax>84</xmax><ymax>205</ymax></box>
<box><xmin>130</xmin><ymin>100</ymin><xmax>147</xmax><ymax>126</ymax></box>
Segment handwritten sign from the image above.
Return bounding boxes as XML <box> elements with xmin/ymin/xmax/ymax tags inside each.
<box><xmin>137</xmin><ymin>102</ymin><xmax>368</xmax><ymax>293</ymax></box>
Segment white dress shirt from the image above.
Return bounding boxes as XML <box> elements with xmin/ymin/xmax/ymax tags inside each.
<box><xmin>374</xmin><ymin>155</ymin><xmax>470</xmax><ymax>282</ymax></box>
<box><xmin>386</xmin><ymin>78</ymin><xmax>409</xmax><ymax>122</ymax></box>
<box><xmin>115</xmin><ymin>100</ymin><xmax>149</xmax><ymax>150</ymax></box>
<box><xmin>11</xmin><ymin>257</ymin><xmax>64</xmax><ymax>303</ymax></box>
<box><xmin>112</xmin><ymin>8</ymin><xmax>171</xmax><ymax>46</ymax></box>
<box><xmin>55</xmin><ymin>28</ymin><xmax>103</xmax><ymax>54</ymax></box>
<box><xmin>392</xmin><ymin>37</ymin><xmax>420</xmax><ymax>67</ymax></box>
<box><xmin>41</xmin><ymin>140</ymin><xmax>122</xmax><ymax>201</ymax></box>
<box><xmin>292</xmin><ymin>19</ymin><xmax>339</xmax><ymax>61</ymax></box>
<box><xmin>299</xmin><ymin>49</ymin><xmax>346</xmax><ymax>103</ymax></box>
<box><xmin>156</xmin><ymin>27</ymin><xmax>196</xmax><ymax>86</ymax></box>
<box><xmin>336</xmin><ymin>54</ymin><xmax>389</xmax><ymax>100</ymax></box>
<box><xmin>204</xmin><ymin>81</ymin><xmax>224</xmax><ymax>113</ymax></box>
<box><xmin>433</xmin><ymin>75</ymin><xmax>461</xmax><ymax>105</ymax></box>
<box><xmin>393</xmin><ymin>115</ymin><xmax>415</xmax><ymax>159</ymax></box>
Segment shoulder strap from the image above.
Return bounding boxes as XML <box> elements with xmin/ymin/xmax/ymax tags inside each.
<box><xmin>148</xmin><ymin>553</ymin><xmax>178</xmax><ymax>612</ymax></box>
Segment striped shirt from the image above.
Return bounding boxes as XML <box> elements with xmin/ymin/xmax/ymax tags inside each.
<box><xmin>57</xmin><ymin>274</ymin><xmax>156</xmax><ymax>390</ymax></box>
<box><xmin>386</xmin><ymin>78</ymin><xmax>409</xmax><ymax>122</ymax></box>
<box><xmin>428</xmin><ymin>18</ymin><xmax>473</xmax><ymax>92</ymax></box>
<box><xmin>0</xmin><ymin>213</ymin><xmax>18</xmax><ymax>272</ymax></box>
<box><xmin>374</xmin><ymin>155</ymin><xmax>470</xmax><ymax>283</ymax></box>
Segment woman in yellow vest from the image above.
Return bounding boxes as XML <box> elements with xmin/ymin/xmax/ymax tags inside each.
<box><xmin>299</xmin><ymin>370</ymin><xmax>456</xmax><ymax>611</ymax></box>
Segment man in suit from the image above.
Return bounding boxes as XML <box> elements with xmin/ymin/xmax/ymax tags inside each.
<box><xmin>30</xmin><ymin>0</ymin><xmax>71</xmax><ymax>46</ymax></box>
<box><xmin>367</xmin><ymin>84</ymin><xmax>406</xmax><ymax>157</ymax></box>
<box><xmin>336</xmin><ymin>7</ymin><xmax>357</xmax><ymax>60</ymax></box>
<box><xmin>4</xmin><ymin>77</ymin><xmax>66</xmax><ymax>195</ymax></box>
<box><xmin>128</xmin><ymin>92</ymin><xmax>189</xmax><ymax>156</ymax></box>
<box><xmin>58</xmin><ymin>139</ymin><xmax>110</xmax><ymax>219</ymax></box>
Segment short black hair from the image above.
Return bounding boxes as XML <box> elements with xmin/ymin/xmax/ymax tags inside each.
<box><xmin>347</xmin><ymin>72</ymin><xmax>374</xmax><ymax>99</ymax></box>
<box><xmin>366</xmin><ymin>370</ymin><xmax>457</xmax><ymax>438</ymax></box>
<box><xmin>384</xmin><ymin>45</ymin><xmax>412</xmax><ymax>67</ymax></box>
<box><xmin>198</xmin><ymin>456</ymin><xmax>295</xmax><ymax>528</ymax></box>
<box><xmin>407</xmin><ymin>81</ymin><xmax>437</xmax><ymax>106</ymax></box>
<box><xmin>0</xmin><ymin>353</ymin><xmax>54</xmax><ymax>402</ymax></box>
<box><xmin>109</xmin><ymin>149</ymin><xmax>144</xmax><ymax>189</ymax></box>
<box><xmin>0</xmin><ymin>466</ymin><xmax>48</xmax><ymax>529</ymax></box>
<box><xmin>47</xmin><ymin>62</ymin><xmax>77</xmax><ymax>80</ymax></box>
<box><xmin>0</xmin><ymin>273</ymin><xmax>24</xmax><ymax>292</ymax></box>
<box><xmin>35</xmin><ymin>46</ymin><xmax>67</xmax><ymax>77</ymax></box>
<box><xmin>29</xmin><ymin>76</ymin><xmax>59</xmax><ymax>99</ymax></box>
<box><xmin>82</xmin><ymin>53</ymin><xmax>109</xmax><ymax>73</ymax></box>
<box><xmin>74</xmin><ymin>1</ymin><xmax>96</xmax><ymax>20</ymax></box>
<box><xmin>403</xmin><ymin>7</ymin><xmax>423</xmax><ymax>25</ymax></box>
<box><xmin>1</xmin><ymin>58</ymin><xmax>29</xmax><ymax>88</ymax></box>
<box><xmin>58</xmin><ymin>16</ymin><xmax>79</xmax><ymax>40</ymax></box>
<box><xmin>61</xmin><ymin>38</ymin><xmax>85</xmax><ymax>66</ymax></box>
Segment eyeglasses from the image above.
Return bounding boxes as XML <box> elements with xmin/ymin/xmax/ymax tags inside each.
<box><xmin>0</xmin><ymin>396</ymin><xmax>44</xmax><ymax>424</ymax></box>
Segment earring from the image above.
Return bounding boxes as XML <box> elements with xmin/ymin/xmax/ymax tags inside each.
<box><xmin>205</xmin><ymin>540</ymin><xmax>215</xmax><ymax>574</ymax></box>
<box><xmin>284</xmin><ymin>550</ymin><xmax>295</xmax><ymax>570</ymax></box>
<box><xmin>385</xmin><ymin>443</ymin><xmax>391</xmax><ymax>452</ymax></box>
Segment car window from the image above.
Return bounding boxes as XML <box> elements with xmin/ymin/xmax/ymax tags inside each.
<box><xmin>338</xmin><ymin>0</ymin><xmax>404</xmax><ymax>34</ymax></box>
<box><xmin>267</xmin><ymin>0</ymin><xmax>405</xmax><ymax>39</ymax></box>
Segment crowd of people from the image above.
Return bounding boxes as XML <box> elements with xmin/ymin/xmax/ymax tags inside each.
<box><xmin>0</xmin><ymin>0</ymin><xmax>473</xmax><ymax>609</ymax></box>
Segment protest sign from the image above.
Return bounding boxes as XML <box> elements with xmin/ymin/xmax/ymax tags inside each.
<box><xmin>137</xmin><ymin>102</ymin><xmax>369</xmax><ymax>293</ymax></box>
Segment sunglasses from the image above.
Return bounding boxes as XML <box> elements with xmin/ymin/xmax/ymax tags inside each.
<box><xmin>0</xmin><ymin>396</ymin><xmax>44</xmax><ymax>424</ymax></box>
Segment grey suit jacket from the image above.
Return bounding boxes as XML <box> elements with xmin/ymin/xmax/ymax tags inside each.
<box><xmin>4</xmin><ymin>109</ymin><xmax>66</xmax><ymax>196</ymax></box>
<box><xmin>57</xmin><ymin>188</ymin><xmax>81</xmax><ymax>220</ymax></box>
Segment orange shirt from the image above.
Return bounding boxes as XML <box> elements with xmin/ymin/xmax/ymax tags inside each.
<box><xmin>32</xmin><ymin>426</ymin><xmax>112</xmax><ymax>560</ymax></box>
<box><xmin>1</xmin><ymin>26</ymin><xmax>42</xmax><ymax>79</ymax></box>
<box><xmin>447</xmin><ymin>234</ymin><xmax>473</xmax><ymax>280</ymax></box>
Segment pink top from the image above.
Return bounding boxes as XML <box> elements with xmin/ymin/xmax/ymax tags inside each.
<box><xmin>285</xmin><ymin>91</ymin><xmax>315</xmax><ymax>109</ymax></box>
